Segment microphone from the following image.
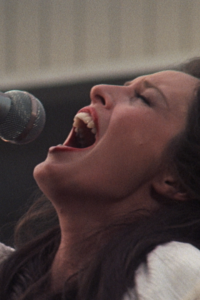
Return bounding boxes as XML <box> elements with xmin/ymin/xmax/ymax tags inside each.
<box><xmin>0</xmin><ymin>90</ymin><xmax>46</xmax><ymax>144</ymax></box>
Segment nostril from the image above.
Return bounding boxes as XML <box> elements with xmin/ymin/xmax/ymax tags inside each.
<box><xmin>98</xmin><ymin>95</ymin><xmax>106</xmax><ymax>106</ymax></box>
<box><xmin>94</xmin><ymin>94</ymin><xmax>106</xmax><ymax>106</ymax></box>
<box><xmin>90</xmin><ymin>85</ymin><xmax>111</xmax><ymax>107</ymax></box>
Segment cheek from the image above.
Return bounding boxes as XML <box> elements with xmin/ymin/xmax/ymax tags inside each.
<box><xmin>97</xmin><ymin>110</ymin><xmax>171</xmax><ymax>185</ymax></box>
<box><xmin>111</xmin><ymin>107</ymin><xmax>155</xmax><ymax>138</ymax></box>
<box><xmin>84</xmin><ymin>140</ymin><xmax>161</xmax><ymax>200</ymax></box>
<box><xmin>109</xmin><ymin>108</ymin><xmax>164</xmax><ymax>154</ymax></box>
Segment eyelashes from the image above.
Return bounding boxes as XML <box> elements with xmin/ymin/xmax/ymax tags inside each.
<box><xmin>135</xmin><ymin>92</ymin><xmax>151</xmax><ymax>106</ymax></box>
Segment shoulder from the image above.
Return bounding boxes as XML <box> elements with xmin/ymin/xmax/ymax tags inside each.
<box><xmin>0</xmin><ymin>242</ymin><xmax>14</xmax><ymax>264</ymax></box>
<box><xmin>124</xmin><ymin>241</ymin><xmax>200</xmax><ymax>300</ymax></box>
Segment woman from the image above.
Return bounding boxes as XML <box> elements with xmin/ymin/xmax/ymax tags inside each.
<box><xmin>1</xmin><ymin>59</ymin><xmax>200</xmax><ymax>299</ymax></box>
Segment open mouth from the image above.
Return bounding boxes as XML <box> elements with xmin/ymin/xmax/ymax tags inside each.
<box><xmin>65</xmin><ymin>112</ymin><xmax>97</xmax><ymax>148</ymax></box>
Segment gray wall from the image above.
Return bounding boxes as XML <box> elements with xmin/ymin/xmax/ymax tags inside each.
<box><xmin>0</xmin><ymin>0</ymin><xmax>200</xmax><ymax>90</ymax></box>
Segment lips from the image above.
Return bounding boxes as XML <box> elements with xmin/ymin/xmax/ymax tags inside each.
<box><xmin>63</xmin><ymin>107</ymin><xmax>98</xmax><ymax>149</ymax></box>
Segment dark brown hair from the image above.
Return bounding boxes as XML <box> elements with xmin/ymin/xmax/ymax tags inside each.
<box><xmin>1</xmin><ymin>58</ymin><xmax>200</xmax><ymax>300</ymax></box>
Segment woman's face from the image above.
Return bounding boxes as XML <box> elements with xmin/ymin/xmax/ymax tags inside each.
<box><xmin>34</xmin><ymin>71</ymin><xmax>199</xmax><ymax>205</ymax></box>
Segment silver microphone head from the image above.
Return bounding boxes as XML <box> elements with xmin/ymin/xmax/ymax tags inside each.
<box><xmin>0</xmin><ymin>90</ymin><xmax>46</xmax><ymax>144</ymax></box>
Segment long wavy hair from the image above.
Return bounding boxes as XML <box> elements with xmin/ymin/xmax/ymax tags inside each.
<box><xmin>1</xmin><ymin>58</ymin><xmax>200</xmax><ymax>300</ymax></box>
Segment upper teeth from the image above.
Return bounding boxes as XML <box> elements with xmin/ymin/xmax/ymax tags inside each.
<box><xmin>73</xmin><ymin>112</ymin><xmax>97</xmax><ymax>134</ymax></box>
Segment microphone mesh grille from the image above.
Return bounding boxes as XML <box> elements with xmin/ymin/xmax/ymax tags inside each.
<box><xmin>23</xmin><ymin>95</ymin><xmax>46</xmax><ymax>143</ymax></box>
<box><xmin>0</xmin><ymin>91</ymin><xmax>45</xmax><ymax>144</ymax></box>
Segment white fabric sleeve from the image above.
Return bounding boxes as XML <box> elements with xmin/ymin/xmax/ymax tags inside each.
<box><xmin>123</xmin><ymin>241</ymin><xmax>200</xmax><ymax>300</ymax></box>
<box><xmin>0</xmin><ymin>242</ymin><xmax>14</xmax><ymax>264</ymax></box>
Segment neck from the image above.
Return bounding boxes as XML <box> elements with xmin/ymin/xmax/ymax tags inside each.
<box><xmin>50</xmin><ymin>198</ymin><xmax>114</xmax><ymax>290</ymax></box>
<box><xmin>50</xmin><ymin>188</ymin><xmax>158</xmax><ymax>291</ymax></box>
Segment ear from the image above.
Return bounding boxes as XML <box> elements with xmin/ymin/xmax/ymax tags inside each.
<box><xmin>152</xmin><ymin>173</ymin><xmax>188</xmax><ymax>201</ymax></box>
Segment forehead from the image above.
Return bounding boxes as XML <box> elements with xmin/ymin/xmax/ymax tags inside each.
<box><xmin>143</xmin><ymin>70</ymin><xmax>198</xmax><ymax>86</ymax></box>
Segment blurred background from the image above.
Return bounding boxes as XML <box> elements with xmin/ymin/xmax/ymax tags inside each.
<box><xmin>0</xmin><ymin>0</ymin><xmax>200</xmax><ymax>245</ymax></box>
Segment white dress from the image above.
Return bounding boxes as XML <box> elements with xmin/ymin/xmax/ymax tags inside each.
<box><xmin>0</xmin><ymin>242</ymin><xmax>14</xmax><ymax>264</ymax></box>
<box><xmin>123</xmin><ymin>242</ymin><xmax>200</xmax><ymax>300</ymax></box>
<box><xmin>1</xmin><ymin>241</ymin><xmax>200</xmax><ymax>299</ymax></box>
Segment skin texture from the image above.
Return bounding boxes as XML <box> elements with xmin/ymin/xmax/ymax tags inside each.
<box><xmin>33</xmin><ymin>70</ymin><xmax>199</xmax><ymax>290</ymax></box>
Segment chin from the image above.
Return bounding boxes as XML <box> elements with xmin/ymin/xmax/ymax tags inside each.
<box><xmin>33</xmin><ymin>161</ymin><xmax>59</xmax><ymax>198</ymax></box>
<box><xmin>33</xmin><ymin>160</ymin><xmax>82</xmax><ymax>203</ymax></box>
<box><xmin>33</xmin><ymin>162</ymin><xmax>47</xmax><ymax>191</ymax></box>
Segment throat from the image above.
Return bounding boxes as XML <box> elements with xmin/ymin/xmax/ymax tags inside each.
<box><xmin>50</xmin><ymin>235</ymin><xmax>99</xmax><ymax>291</ymax></box>
<box><xmin>75</xmin><ymin>125</ymin><xmax>96</xmax><ymax>148</ymax></box>
<box><xmin>67</xmin><ymin>122</ymin><xmax>96</xmax><ymax>148</ymax></box>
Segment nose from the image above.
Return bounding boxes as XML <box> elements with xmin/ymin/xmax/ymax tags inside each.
<box><xmin>90</xmin><ymin>84</ymin><xmax>129</xmax><ymax>109</ymax></box>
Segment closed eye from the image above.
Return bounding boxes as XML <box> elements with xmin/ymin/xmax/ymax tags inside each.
<box><xmin>136</xmin><ymin>92</ymin><xmax>151</xmax><ymax>106</ymax></box>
